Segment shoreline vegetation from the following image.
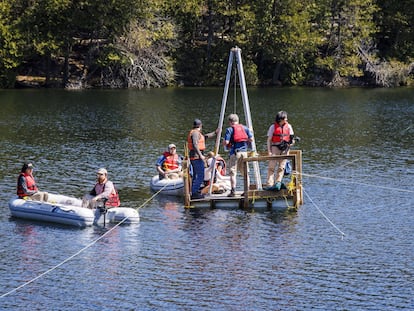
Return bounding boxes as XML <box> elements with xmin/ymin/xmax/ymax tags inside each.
<box><xmin>1</xmin><ymin>1</ymin><xmax>413</xmax><ymax>89</ymax></box>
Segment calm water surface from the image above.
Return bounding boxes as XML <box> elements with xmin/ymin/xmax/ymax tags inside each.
<box><xmin>0</xmin><ymin>87</ymin><xmax>413</xmax><ymax>310</ymax></box>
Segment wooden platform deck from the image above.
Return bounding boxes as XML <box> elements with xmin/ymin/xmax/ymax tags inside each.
<box><xmin>184</xmin><ymin>150</ymin><xmax>303</xmax><ymax>211</ymax></box>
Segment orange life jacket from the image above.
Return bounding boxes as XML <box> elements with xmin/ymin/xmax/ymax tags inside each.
<box><xmin>272</xmin><ymin>122</ymin><xmax>291</xmax><ymax>143</ymax></box>
<box><xmin>162</xmin><ymin>152</ymin><xmax>180</xmax><ymax>171</ymax></box>
<box><xmin>17</xmin><ymin>173</ymin><xmax>38</xmax><ymax>197</ymax></box>
<box><xmin>187</xmin><ymin>129</ymin><xmax>205</xmax><ymax>159</ymax></box>
<box><xmin>231</xmin><ymin>124</ymin><xmax>248</xmax><ymax>142</ymax></box>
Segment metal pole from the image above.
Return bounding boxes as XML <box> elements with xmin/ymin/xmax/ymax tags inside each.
<box><xmin>233</xmin><ymin>47</ymin><xmax>262</xmax><ymax>190</ymax></box>
<box><xmin>209</xmin><ymin>50</ymin><xmax>235</xmax><ymax>194</ymax></box>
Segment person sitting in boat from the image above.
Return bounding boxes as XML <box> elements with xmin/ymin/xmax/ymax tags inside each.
<box><xmin>16</xmin><ymin>162</ymin><xmax>49</xmax><ymax>202</ymax></box>
<box><xmin>202</xmin><ymin>151</ymin><xmax>230</xmax><ymax>194</ymax></box>
<box><xmin>156</xmin><ymin>144</ymin><xmax>183</xmax><ymax>180</ymax></box>
<box><xmin>83</xmin><ymin>168</ymin><xmax>120</xmax><ymax>209</ymax></box>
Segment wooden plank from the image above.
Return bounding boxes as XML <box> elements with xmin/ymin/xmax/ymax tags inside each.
<box><xmin>243</xmin><ymin>158</ymin><xmax>249</xmax><ymax>208</ymax></box>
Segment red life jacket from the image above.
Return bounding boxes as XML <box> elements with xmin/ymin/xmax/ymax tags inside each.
<box><xmin>97</xmin><ymin>182</ymin><xmax>121</xmax><ymax>207</ymax></box>
<box><xmin>272</xmin><ymin>122</ymin><xmax>291</xmax><ymax>143</ymax></box>
<box><xmin>107</xmin><ymin>189</ymin><xmax>121</xmax><ymax>207</ymax></box>
<box><xmin>215</xmin><ymin>155</ymin><xmax>226</xmax><ymax>176</ymax></box>
<box><xmin>17</xmin><ymin>173</ymin><xmax>38</xmax><ymax>197</ymax></box>
<box><xmin>162</xmin><ymin>152</ymin><xmax>180</xmax><ymax>171</ymax></box>
<box><xmin>232</xmin><ymin>124</ymin><xmax>248</xmax><ymax>142</ymax></box>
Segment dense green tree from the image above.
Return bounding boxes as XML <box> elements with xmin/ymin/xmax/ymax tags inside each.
<box><xmin>314</xmin><ymin>0</ymin><xmax>378</xmax><ymax>86</ymax></box>
<box><xmin>0</xmin><ymin>1</ymin><xmax>23</xmax><ymax>87</ymax></box>
<box><xmin>375</xmin><ymin>0</ymin><xmax>414</xmax><ymax>61</ymax></box>
<box><xmin>100</xmin><ymin>0</ymin><xmax>179</xmax><ymax>88</ymax></box>
<box><xmin>10</xmin><ymin>0</ymin><xmax>140</xmax><ymax>87</ymax></box>
<box><xmin>251</xmin><ymin>0</ymin><xmax>321</xmax><ymax>85</ymax></box>
<box><xmin>0</xmin><ymin>0</ymin><xmax>413</xmax><ymax>88</ymax></box>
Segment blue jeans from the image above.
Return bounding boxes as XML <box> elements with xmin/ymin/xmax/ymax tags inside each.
<box><xmin>191</xmin><ymin>159</ymin><xmax>205</xmax><ymax>195</ymax></box>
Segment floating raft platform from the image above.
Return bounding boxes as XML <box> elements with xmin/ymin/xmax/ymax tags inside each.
<box><xmin>184</xmin><ymin>150</ymin><xmax>303</xmax><ymax>211</ymax></box>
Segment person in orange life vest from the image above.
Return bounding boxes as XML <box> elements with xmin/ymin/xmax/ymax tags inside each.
<box><xmin>223</xmin><ymin>113</ymin><xmax>253</xmax><ymax>197</ymax></box>
<box><xmin>83</xmin><ymin>168</ymin><xmax>120</xmax><ymax>209</ymax></box>
<box><xmin>266</xmin><ymin>110</ymin><xmax>295</xmax><ymax>191</ymax></box>
<box><xmin>16</xmin><ymin>162</ymin><xmax>49</xmax><ymax>202</ymax></box>
<box><xmin>156</xmin><ymin>144</ymin><xmax>183</xmax><ymax>180</ymax></box>
<box><xmin>187</xmin><ymin>118</ymin><xmax>218</xmax><ymax>199</ymax></box>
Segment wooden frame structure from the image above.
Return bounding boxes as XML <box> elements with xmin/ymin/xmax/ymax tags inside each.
<box><xmin>183</xmin><ymin>47</ymin><xmax>303</xmax><ymax>210</ymax></box>
<box><xmin>184</xmin><ymin>150</ymin><xmax>303</xmax><ymax>210</ymax></box>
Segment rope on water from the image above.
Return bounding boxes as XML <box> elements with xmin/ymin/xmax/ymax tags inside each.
<box><xmin>301</xmin><ymin>172</ymin><xmax>414</xmax><ymax>194</ymax></box>
<box><xmin>136</xmin><ymin>182</ymin><xmax>170</xmax><ymax>210</ymax></box>
<box><xmin>0</xmin><ymin>185</ymin><xmax>168</xmax><ymax>299</ymax></box>
<box><xmin>1</xmin><ymin>223</ymin><xmax>119</xmax><ymax>298</ymax></box>
<box><xmin>303</xmin><ymin>188</ymin><xmax>345</xmax><ymax>239</ymax></box>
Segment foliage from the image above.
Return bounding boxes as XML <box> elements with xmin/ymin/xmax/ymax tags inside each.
<box><xmin>100</xmin><ymin>18</ymin><xmax>177</xmax><ymax>88</ymax></box>
<box><xmin>375</xmin><ymin>0</ymin><xmax>414</xmax><ymax>61</ymax></box>
<box><xmin>313</xmin><ymin>0</ymin><xmax>379</xmax><ymax>86</ymax></box>
<box><xmin>0</xmin><ymin>1</ymin><xmax>23</xmax><ymax>87</ymax></box>
<box><xmin>0</xmin><ymin>0</ymin><xmax>413</xmax><ymax>88</ymax></box>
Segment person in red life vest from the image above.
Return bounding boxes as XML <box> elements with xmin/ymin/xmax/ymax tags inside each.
<box><xmin>156</xmin><ymin>144</ymin><xmax>183</xmax><ymax>180</ymax></box>
<box><xmin>83</xmin><ymin>168</ymin><xmax>120</xmax><ymax>209</ymax></box>
<box><xmin>16</xmin><ymin>162</ymin><xmax>49</xmax><ymax>202</ymax></box>
<box><xmin>223</xmin><ymin>113</ymin><xmax>253</xmax><ymax>197</ymax></box>
<box><xmin>266</xmin><ymin>110</ymin><xmax>295</xmax><ymax>191</ymax></box>
<box><xmin>187</xmin><ymin>119</ymin><xmax>218</xmax><ymax>199</ymax></box>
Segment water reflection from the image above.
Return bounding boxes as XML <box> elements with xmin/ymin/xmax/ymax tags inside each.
<box><xmin>0</xmin><ymin>88</ymin><xmax>413</xmax><ymax>310</ymax></box>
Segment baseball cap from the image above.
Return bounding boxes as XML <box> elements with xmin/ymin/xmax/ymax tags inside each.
<box><xmin>193</xmin><ymin>119</ymin><xmax>202</xmax><ymax>127</ymax></box>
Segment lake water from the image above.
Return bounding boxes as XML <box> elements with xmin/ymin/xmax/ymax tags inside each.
<box><xmin>0</xmin><ymin>87</ymin><xmax>413</xmax><ymax>310</ymax></box>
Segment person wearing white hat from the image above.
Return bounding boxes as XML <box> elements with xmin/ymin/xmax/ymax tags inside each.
<box><xmin>156</xmin><ymin>144</ymin><xmax>183</xmax><ymax>179</ymax></box>
<box><xmin>83</xmin><ymin>168</ymin><xmax>120</xmax><ymax>208</ymax></box>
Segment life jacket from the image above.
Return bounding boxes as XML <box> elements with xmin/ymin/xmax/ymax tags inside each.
<box><xmin>162</xmin><ymin>152</ymin><xmax>180</xmax><ymax>171</ymax></box>
<box><xmin>187</xmin><ymin>129</ymin><xmax>205</xmax><ymax>159</ymax></box>
<box><xmin>215</xmin><ymin>155</ymin><xmax>226</xmax><ymax>176</ymax></box>
<box><xmin>231</xmin><ymin>124</ymin><xmax>248</xmax><ymax>143</ymax></box>
<box><xmin>272</xmin><ymin>122</ymin><xmax>291</xmax><ymax>143</ymax></box>
<box><xmin>105</xmin><ymin>183</ymin><xmax>121</xmax><ymax>207</ymax></box>
<box><xmin>93</xmin><ymin>182</ymin><xmax>121</xmax><ymax>207</ymax></box>
<box><xmin>17</xmin><ymin>173</ymin><xmax>38</xmax><ymax>197</ymax></box>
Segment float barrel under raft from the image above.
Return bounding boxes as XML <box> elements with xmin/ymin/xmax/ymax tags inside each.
<box><xmin>184</xmin><ymin>149</ymin><xmax>303</xmax><ymax>210</ymax></box>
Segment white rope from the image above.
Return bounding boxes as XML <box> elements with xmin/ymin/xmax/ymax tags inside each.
<box><xmin>317</xmin><ymin>158</ymin><xmax>360</xmax><ymax>175</ymax></box>
<box><xmin>303</xmin><ymin>188</ymin><xmax>346</xmax><ymax>239</ymax></box>
<box><xmin>1</xmin><ymin>225</ymin><xmax>118</xmax><ymax>298</ymax></box>
<box><xmin>1</xmin><ymin>185</ymin><xmax>169</xmax><ymax>298</ymax></box>
<box><xmin>301</xmin><ymin>172</ymin><xmax>414</xmax><ymax>193</ymax></box>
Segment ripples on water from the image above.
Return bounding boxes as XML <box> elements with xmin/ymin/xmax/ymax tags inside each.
<box><xmin>0</xmin><ymin>88</ymin><xmax>413</xmax><ymax>310</ymax></box>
